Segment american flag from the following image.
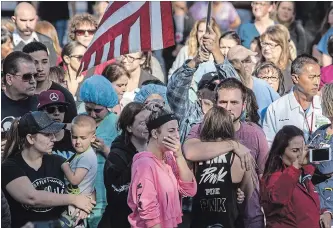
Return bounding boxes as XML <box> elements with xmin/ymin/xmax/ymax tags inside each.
<box><xmin>80</xmin><ymin>1</ymin><xmax>175</xmax><ymax>72</ymax></box>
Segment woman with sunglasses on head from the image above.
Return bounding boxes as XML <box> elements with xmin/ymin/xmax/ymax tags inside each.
<box><xmin>37</xmin><ymin>90</ymin><xmax>75</xmax><ymax>160</ymax></box>
<box><xmin>61</xmin><ymin>41</ymin><xmax>86</xmax><ymax>100</ymax></box>
<box><xmin>1</xmin><ymin>111</ymin><xmax>95</xmax><ymax>228</ymax></box>
<box><xmin>127</xmin><ymin>102</ymin><xmax>196</xmax><ymax>228</ymax></box>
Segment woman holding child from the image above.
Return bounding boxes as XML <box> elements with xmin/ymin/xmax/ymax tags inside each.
<box><xmin>1</xmin><ymin>111</ymin><xmax>95</xmax><ymax>228</ymax></box>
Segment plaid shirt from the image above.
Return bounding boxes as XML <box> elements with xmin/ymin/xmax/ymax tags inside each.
<box><xmin>167</xmin><ymin>59</ymin><xmax>240</xmax><ymax>144</ymax></box>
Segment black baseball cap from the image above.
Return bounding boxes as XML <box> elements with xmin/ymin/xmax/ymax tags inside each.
<box><xmin>18</xmin><ymin>111</ymin><xmax>65</xmax><ymax>137</ymax></box>
<box><xmin>198</xmin><ymin>72</ymin><xmax>219</xmax><ymax>91</ymax></box>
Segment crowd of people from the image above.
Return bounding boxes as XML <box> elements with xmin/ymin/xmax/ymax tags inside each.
<box><xmin>1</xmin><ymin>1</ymin><xmax>333</xmax><ymax>228</ymax></box>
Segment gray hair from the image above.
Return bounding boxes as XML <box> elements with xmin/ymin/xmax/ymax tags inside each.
<box><xmin>291</xmin><ymin>54</ymin><xmax>319</xmax><ymax>75</ymax></box>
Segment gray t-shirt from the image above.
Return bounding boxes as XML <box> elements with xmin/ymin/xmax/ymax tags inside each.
<box><xmin>65</xmin><ymin>147</ymin><xmax>97</xmax><ymax>195</ymax></box>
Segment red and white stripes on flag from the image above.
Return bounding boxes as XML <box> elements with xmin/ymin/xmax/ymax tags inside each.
<box><xmin>80</xmin><ymin>1</ymin><xmax>175</xmax><ymax>72</ymax></box>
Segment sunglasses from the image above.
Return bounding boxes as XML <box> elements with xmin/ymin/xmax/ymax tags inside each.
<box><xmin>85</xmin><ymin>106</ymin><xmax>104</xmax><ymax>113</ymax></box>
<box><xmin>45</xmin><ymin>106</ymin><xmax>66</xmax><ymax>114</ymax></box>
<box><xmin>13</xmin><ymin>73</ymin><xmax>38</xmax><ymax>82</ymax></box>
<box><xmin>75</xmin><ymin>29</ymin><xmax>96</xmax><ymax>36</ymax></box>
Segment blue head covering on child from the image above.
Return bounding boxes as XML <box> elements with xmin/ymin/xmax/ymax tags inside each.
<box><xmin>134</xmin><ymin>84</ymin><xmax>168</xmax><ymax>105</ymax></box>
<box><xmin>79</xmin><ymin>75</ymin><xmax>118</xmax><ymax>108</ymax></box>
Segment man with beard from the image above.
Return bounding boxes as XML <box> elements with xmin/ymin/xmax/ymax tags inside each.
<box><xmin>227</xmin><ymin>45</ymin><xmax>280</xmax><ymax>122</ymax></box>
<box><xmin>22</xmin><ymin>41</ymin><xmax>77</xmax><ymax>123</ymax></box>
<box><xmin>184</xmin><ymin>78</ymin><xmax>268</xmax><ymax>228</ymax></box>
<box><xmin>11</xmin><ymin>2</ymin><xmax>57</xmax><ymax>66</ymax></box>
<box><xmin>1</xmin><ymin>51</ymin><xmax>38</xmax><ymax>154</ymax></box>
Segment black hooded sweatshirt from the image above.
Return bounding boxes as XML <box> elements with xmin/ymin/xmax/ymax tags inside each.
<box><xmin>99</xmin><ymin>134</ymin><xmax>138</xmax><ymax>228</ymax></box>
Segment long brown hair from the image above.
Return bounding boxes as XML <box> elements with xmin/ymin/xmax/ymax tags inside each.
<box><xmin>260</xmin><ymin>25</ymin><xmax>291</xmax><ymax>70</ymax></box>
<box><xmin>2</xmin><ymin>118</ymin><xmax>27</xmax><ymax>161</ymax></box>
<box><xmin>262</xmin><ymin>125</ymin><xmax>304</xmax><ymax>182</ymax></box>
<box><xmin>200</xmin><ymin>106</ymin><xmax>234</xmax><ymax>142</ymax></box>
<box><xmin>187</xmin><ymin>18</ymin><xmax>221</xmax><ymax>57</ymax></box>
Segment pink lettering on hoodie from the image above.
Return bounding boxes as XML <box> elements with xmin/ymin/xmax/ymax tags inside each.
<box><xmin>127</xmin><ymin>151</ymin><xmax>197</xmax><ymax>228</ymax></box>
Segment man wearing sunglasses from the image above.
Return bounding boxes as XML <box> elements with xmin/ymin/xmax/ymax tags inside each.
<box><xmin>37</xmin><ymin>90</ymin><xmax>76</xmax><ymax>160</ymax></box>
<box><xmin>11</xmin><ymin>2</ymin><xmax>57</xmax><ymax>66</ymax></box>
<box><xmin>1</xmin><ymin>51</ymin><xmax>39</xmax><ymax>154</ymax></box>
<box><xmin>22</xmin><ymin>41</ymin><xmax>77</xmax><ymax>124</ymax></box>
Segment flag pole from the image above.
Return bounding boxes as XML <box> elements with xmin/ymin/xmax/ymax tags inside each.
<box><xmin>206</xmin><ymin>1</ymin><xmax>212</xmax><ymax>33</ymax></box>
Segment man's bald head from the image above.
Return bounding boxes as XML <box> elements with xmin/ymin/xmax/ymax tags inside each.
<box><xmin>14</xmin><ymin>2</ymin><xmax>36</xmax><ymax>16</ymax></box>
<box><xmin>12</xmin><ymin>2</ymin><xmax>38</xmax><ymax>39</ymax></box>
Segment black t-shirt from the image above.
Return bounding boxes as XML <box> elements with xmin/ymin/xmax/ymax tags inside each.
<box><xmin>1</xmin><ymin>153</ymin><xmax>66</xmax><ymax>228</ymax></box>
<box><xmin>52</xmin><ymin>130</ymin><xmax>76</xmax><ymax>160</ymax></box>
<box><xmin>1</xmin><ymin>92</ymin><xmax>38</xmax><ymax>135</ymax></box>
<box><xmin>49</xmin><ymin>82</ymin><xmax>77</xmax><ymax>123</ymax></box>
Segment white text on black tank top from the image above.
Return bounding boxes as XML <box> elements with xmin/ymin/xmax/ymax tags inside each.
<box><xmin>199</xmin><ymin>154</ymin><xmax>228</xmax><ymax>184</ymax></box>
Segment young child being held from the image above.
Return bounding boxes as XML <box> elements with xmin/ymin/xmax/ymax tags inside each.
<box><xmin>61</xmin><ymin>114</ymin><xmax>98</xmax><ymax>226</ymax></box>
